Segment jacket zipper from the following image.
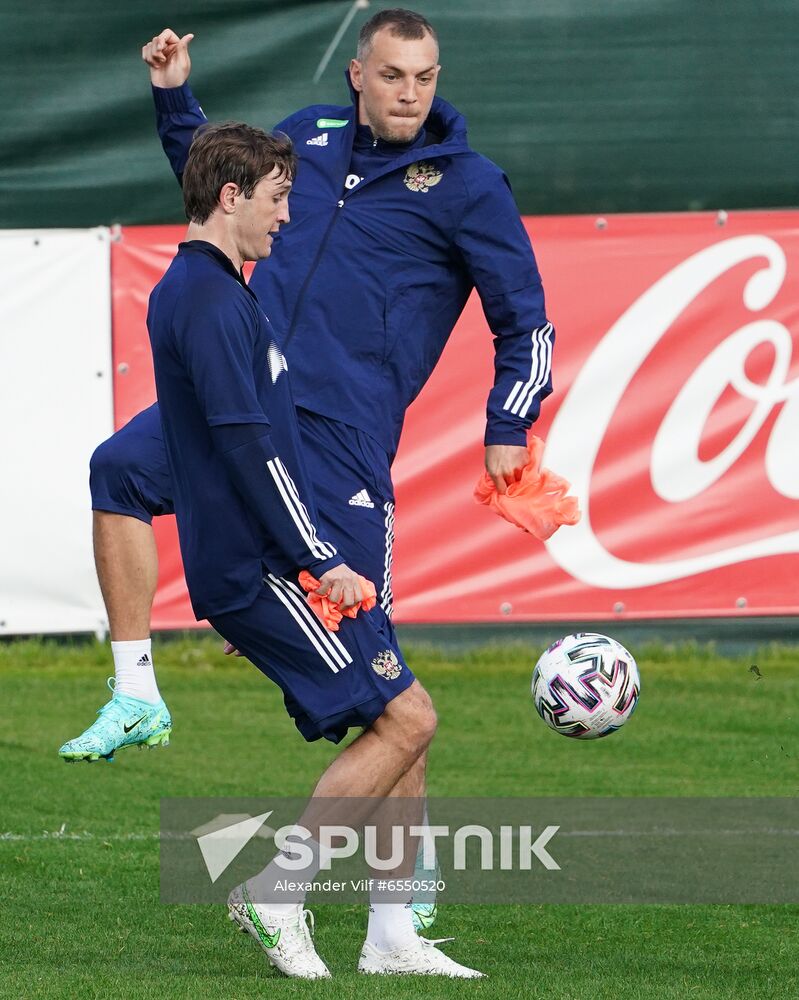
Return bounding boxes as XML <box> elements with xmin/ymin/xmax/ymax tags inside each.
<box><xmin>283</xmin><ymin>145</ymin><xmax>468</xmax><ymax>347</ymax></box>
<box><xmin>283</xmin><ymin>200</ymin><xmax>345</xmax><ymax>346</ymax></box>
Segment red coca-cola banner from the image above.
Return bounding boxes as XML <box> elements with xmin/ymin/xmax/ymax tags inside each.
<box><xmin>111</xmin><ymin>212</ymin><xmax>799</xmax><ymax>626</ymax></box>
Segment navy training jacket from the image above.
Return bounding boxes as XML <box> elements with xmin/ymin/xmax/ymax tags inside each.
<box><xmin>153</xmin><ymin>78</ymin><xmax>554</xmax><ymax>459</ymax></box>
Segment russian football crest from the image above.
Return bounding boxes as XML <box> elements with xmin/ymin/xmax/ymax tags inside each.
<box><xmin>371</xmin><ymin>649</ymin><xmax>402</xmax><ymax>679</ymax></box>
<box><xmin>404</xmin><ymin>162</ymin><xmax>443</xmax><ymax>193</ymax></box>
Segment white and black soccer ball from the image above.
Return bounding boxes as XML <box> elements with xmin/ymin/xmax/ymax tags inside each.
<box><xmin>532</xmin><ymin>633</ymin><xmax>641</xmax><ymax>739</ymax></box>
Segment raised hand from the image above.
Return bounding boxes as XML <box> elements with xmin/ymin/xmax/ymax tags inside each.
<box><xmin>141</xmin><ymin>28</ymin><xmax>195</xmax><ymax>89</ymax></box>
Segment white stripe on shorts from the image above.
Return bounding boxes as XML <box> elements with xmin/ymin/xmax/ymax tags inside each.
<box><xmin>265</xmin><ymin>573</ymin><xmax>352</xmax><ymax>673</ymax></box>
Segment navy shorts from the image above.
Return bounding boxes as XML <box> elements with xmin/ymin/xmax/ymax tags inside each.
<box><xmin>90</xmin><ymin>404</ymin><xmax>175</xmax><ymax>521</ymax></box>
<box><xmin>208</xmin><ymin>575</ymin><xmax>414</xmax><ymax>743</ymax></box>
<box><xmin>90</xmin><ymin>405</ymin><xmax>397</xmax><ymax>615</ymax></box>
<box><xmin>90</xmin><ymin>403</ymin><xmax>407</xmax><ymax>740</ymax></box>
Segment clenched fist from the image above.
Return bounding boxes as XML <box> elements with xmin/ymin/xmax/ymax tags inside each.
<box><xmin>485</xmin><ymin>443</ymin><xmax>529</xmax><ymax>495</ymax></box>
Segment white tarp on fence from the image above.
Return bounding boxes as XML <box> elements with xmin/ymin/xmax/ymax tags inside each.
<box><xmin>0</xmin><ymin>229</ymin><xmax>113</xmax><ymax>635</ymax></box>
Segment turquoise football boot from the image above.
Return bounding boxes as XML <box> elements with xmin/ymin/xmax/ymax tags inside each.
<box><xmin>59</xmin><ymin>678</ymin><xmax>172</xmax><ymax>762</ymax></box>
<box><xmin>411</xmin><ymin>839</ymin><xmax>440</xmax><ymax>932</ymax></box>
<box><xmin>412</xmin><ymin>899</ymin><xmax>438</xmax><ymax>933</ymax></box>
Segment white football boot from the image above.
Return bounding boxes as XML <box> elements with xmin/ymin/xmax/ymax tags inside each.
<box><xmin>358</xmin><ymin>935</ymin><xmax>485</xmax><ymax>978</ymax></box>
<box><xmin>227</xmin><ymin>883</ymin><xmax>330</xmax><ymax>979</ymax></box>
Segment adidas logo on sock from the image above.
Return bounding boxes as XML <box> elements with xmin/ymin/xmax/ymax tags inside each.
<box><xmin>137</xmin><ymin>654</ymin><xmax>151</xmax><ymax>667</ymax></box>
<box><xmin>306</xmin><ymin>132</ymin><xmax>329</xmax><ymax>147</ymax></box>
<box><xmin>348</xmin><ymin>489</ymin><xmax>375</xmax><ymax>508</ymax></box>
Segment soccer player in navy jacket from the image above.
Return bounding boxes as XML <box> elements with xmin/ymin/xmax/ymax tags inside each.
<box><xmin>69</xmin><ymin>6</ymin><xmax>552</xmax><ymax>721</ymax></box>
<box><xmin>141</xmin><ymin>121</ymin><xmax>481</xmax><ymax>979</ymax></box>
<box><xmin>63</xmin><ymin>9</ymin><xmax>552</xmax><ymax>929</ymax></box>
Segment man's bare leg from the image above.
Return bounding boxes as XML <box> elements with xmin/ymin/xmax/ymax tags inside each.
<box><xmin>91</xmin><ymin>511</ymin><xmax>163</xmax><ymax>703</ymax></box>
<box><xmin>362</xmin><ymin>749</ymin><xmax>429</xmax><ymax>951</ymax></box>
<box><xmin>247</xmin><ymin>682</ymin><xmax>435</xmax><ymax>902</ymax></box>
<box><xmin>341</xmin><ymin>708</ymin><xmax>478</xmax><ymax>976</ymax></box>
<box><xmin>231</xmin><ymin>681</ymin><xmax>481</xmax><ymax>976</ymax></box>
<box><xmin>93</xmin><ymin>511</ymin><xmax>158</xmax><ymax>640</ymax></box>
<box><xmin>310</xmin><ymin>694</ymin><xmax>431</xmax><ymax>887</ymax></box>
<box><xmin>387</xmin><ymin>749</ymin><xmax>427</xmax><ymax>797</ymax></box>
<box><xmin>310</xmin><ymin>681</ymin><xmax>435</xmax><ymax>800</ymax></box>
<box><xmin>246</xmin><ymin>682</ymin><xmax>433</xmax><ymax>939</ymax></box>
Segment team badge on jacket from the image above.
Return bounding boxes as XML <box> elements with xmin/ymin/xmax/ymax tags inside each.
<box><xmin>371</xmin><ymin>649</ymin><xmax>403</xmax><ymax>680</ymax></box>
<box><xmin>404</xmin><ymin>162</ymin><xmax>443</xmax><ymax>193</ymax></box>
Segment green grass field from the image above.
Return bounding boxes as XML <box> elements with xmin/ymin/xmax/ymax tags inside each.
<box><xmin>1</xmin><ymin>636</ymin><xmax>797</xmax><ymax>999</ymax></box>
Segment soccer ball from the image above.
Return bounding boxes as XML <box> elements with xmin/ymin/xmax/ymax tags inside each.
<box><xmin>532</xmin><ymin>632</ymin><xmax>640</xmax><ymax>739</ymax></box>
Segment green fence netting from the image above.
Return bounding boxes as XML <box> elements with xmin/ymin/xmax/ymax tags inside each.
<box><xmin>2</xmin><ymin>0</ymin><xmax>797</xmax><ymax>227</ymax></box>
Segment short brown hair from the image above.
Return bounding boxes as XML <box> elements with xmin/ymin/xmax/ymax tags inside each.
<box><xmin>357</xmin><ymin>8</ymin><xmax>438</xmax><ymax>62</ymax></box>
<box><xmin>182</xmin><ymin>122</ymin><xmax>298</xmax><ymax>225</ymax></box>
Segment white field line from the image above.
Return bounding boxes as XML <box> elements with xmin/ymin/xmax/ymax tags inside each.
<box><xmin>2</xmin><ymin>827</ymin><xmax>797</xmax><ymax>842</ymax></box>
<box><xmin>1</xmin><ymin>829</ymin><xmax>189</xmax><ymax>842</ymax></box>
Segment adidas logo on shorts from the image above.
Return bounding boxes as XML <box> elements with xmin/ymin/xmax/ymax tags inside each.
<box><xmin>348</xmin><ymin>489</ymin><xmax>375</xmax><ymax>508</ymax></box>
<box><xmin>306</xmin><ymin>133</ymin><xmax>329</xmax><ymax>147</ymax></box>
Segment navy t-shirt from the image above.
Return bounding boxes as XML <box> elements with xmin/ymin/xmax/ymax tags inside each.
<box><xmin>147</xmin><ymin>241</ymin><xmax>340</xmax><ymax>620</ymax></box>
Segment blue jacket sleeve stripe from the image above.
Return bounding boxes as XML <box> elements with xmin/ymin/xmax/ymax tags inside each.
<box><xmin>265</xmin><ymin>573</ymin><xmax>352</xmax><ymax>673</ymax></box>
<box><xmin>266</xmin><ymin>457</ymin><xmax>337</xmax><ymax>560</ymax></box>
<box><xmin>503</xmin><ymin>322</ymin><xmax>554</xmax><ymax>418</ymax></box>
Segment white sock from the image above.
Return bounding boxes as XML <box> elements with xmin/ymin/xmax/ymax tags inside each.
<box><xmin>366</xmin><ymin>898</ymin><xmax>418</xmax><ymax>953</ymax></box>
<box><xmin>247</xmin><ymin>837</ymin><xmax>332</xmax><ymax>915</ymax></box>
<box><xmin>112</xmin><ymin>639</ymin><xmax>161</xmax><ymax>703</ymax></box>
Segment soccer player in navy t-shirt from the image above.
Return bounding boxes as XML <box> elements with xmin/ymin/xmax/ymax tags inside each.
<box><xmin>143</xmin><ymin>122</ymin><xmax>482</xmax><ymax>980</ymax></box>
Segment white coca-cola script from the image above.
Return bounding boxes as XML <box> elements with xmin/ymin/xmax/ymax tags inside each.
<box><xmin>544</xmin><ymin>235</ymin><xmax>799</xmax><ymax>588</ymax></box>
